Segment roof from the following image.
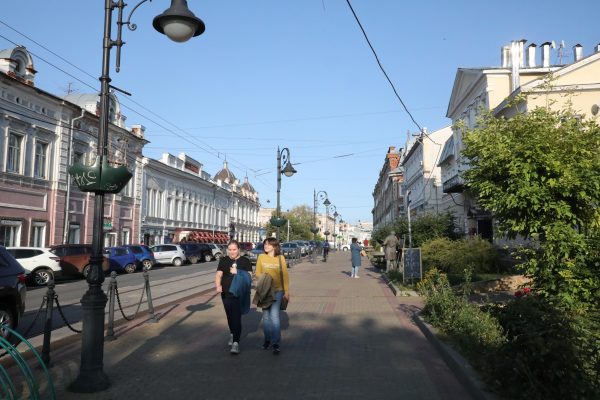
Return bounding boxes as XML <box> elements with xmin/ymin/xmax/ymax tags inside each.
<box><xmin>214</xmin><ymin>161</ymin><xmax>237</xmax><ymax>183</ymax></box>
<box><xmin>241</xmin><ymin>176</ymin><xmax>256</xmax><ymax>193</ymax></box>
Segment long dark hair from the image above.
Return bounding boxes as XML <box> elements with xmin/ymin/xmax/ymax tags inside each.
<box><xmin>263</xmin><ymin>237</ymin><xmax>281</xmax><ymax>256</ymax></box>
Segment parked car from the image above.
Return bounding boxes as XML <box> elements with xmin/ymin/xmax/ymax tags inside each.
<box><xmin>6</xmin><ymin>247</ymin><xmax>62</xmax><ymax>286</ymax></box>
<box><xmin>238</xmin><ymin>242</ymin><xmax>254</xmax><ymax>255</ymax></box>
<box><xmin>179</xmin><ymin>243</ymin><xmax>213</xmax><ymax>264</ymax></box>
<box><xmin>206</xmin><ymin>243</ymin><xmax>224</xmax><ymax>261</ymax></box>
<box><xmin>49</xmin><ymin>244</ymin><xmax>109</xmax><ymax>278</ymax></box>
<box><xmin>150</xmin><ymin>244</ymin><xmax>186</xmax><ymax>266</ymax></box>
<box><xmin>341</xmin><ymin>244</ymin><xmax>350</xmax><ymax>251</ymax></box>
<box><xmin>103</xmin><ymin>247</ymin><xmax>137</xmax><ymax>274</ymax></box>
<box><xmin>246</xmin><ymin>243</ymin><xmax>265</xmax><ymax>265</ymax></box>
<box><xmin>0</xmin><ymin>246</ymin><xmax>27</xmax><ymax>340</ymax></box>
<box><xmin>281</xmin><ymin>242</ymin><xmax>301</xmax><ymax>259</ymax></box>
<box><xmin>292</xmin><ymin>240</ymin><xmax>310</xmax><ymax>256</ymax></box>
<box><xmin>123</xmin><ymin>244</ymin><xmax>156</xmax><ymax>270</ymax></box>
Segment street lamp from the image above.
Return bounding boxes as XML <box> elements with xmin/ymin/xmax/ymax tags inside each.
<box><xmin>271</xmin><ymin>147</ymin><xmax>296</xmax><ymax>240</ymax></box>
<box><xmin>323</xmin><ymin>198</ymin><xmax>331</xmax><ymax>244</ymax></box>
<box><xmin>332</xmin><ymin>209</ymin><xmax>339</xmax><ymax>248</ymax></box>
<box><xmin>67</xmin><ymin>0</ymin><xmax>204</xmax><ymax>393</ymax></box>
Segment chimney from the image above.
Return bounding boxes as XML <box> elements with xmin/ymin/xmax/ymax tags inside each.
<box><xmin>518</xmin><ymin>39</ymin><xmax>527</xmax><ymax>67</ymax></box>
<box><xmin>510</xmin><ymin>41</ymin><xmax>521</xmax><ymax>91</ymax></box>
<box><xmin>388</xmin><ymin>146</ymin><xmax>396</xmax><ymax>153</ymax></box>
<box><xmin>573</xmin><ymin>44</ymin><xmax>583</xmax><ymax>61</ymax></box>
<box><xmin>526</xmin><ymin>43</ymin><xmax>537</xmax><ymax>67</ymax></box>
<box><xmin>501</xmin><ymin>45</ymin><xmax>511</xmax><ymax>67</ymax></box>
<box><xmin>541</xmin><ymin>42</ymin><xmax>552</xmax><ymax>67</ymax></box>
<box><xmin>595</xmin><ymin>43</ymin><xmax>600</xmax><ymax>53</ymax></box>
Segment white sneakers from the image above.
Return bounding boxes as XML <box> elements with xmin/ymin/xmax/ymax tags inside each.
<box><xmin>350</xmin><ymin>274</ymin><xmax>360</xmax><ymax>279</ymax></box>
<box><xmin>230</xmin><ymin>342</ymin><xmax>240</xmax><ymax>354</ymax></box>
<box><xmin>228</xmin><ymin>333</ymin><xmax>233</xmax><ymax>346</ymax></box>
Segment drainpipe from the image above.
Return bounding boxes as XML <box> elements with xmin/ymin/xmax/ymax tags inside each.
<box><xmin>63</xmin><ymin>108</ymin><xmax>86</xmax><ymax>244</ymax></box>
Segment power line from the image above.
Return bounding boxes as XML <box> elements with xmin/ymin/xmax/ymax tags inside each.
<box><xmin>344</xmin><ymin>0</ymin><xmax>424</xmax><ymax>133</ymax></box>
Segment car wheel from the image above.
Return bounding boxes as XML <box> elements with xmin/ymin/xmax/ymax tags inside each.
<box><xmin>142</xmin><ymin>259</ymin><xmax>153</xmax><ymax>270</ymax></box>
<box><xmin>82</xmin><ymin>264</ymin><xmax>91</xmax><ymax>278</ymax></box>
<box><xmin>124</xmin><ymin>263</ymin><xmax>136</xmax><ymax>274</ymax></box>
<box><xmin>189</xmin><ymin>256</ymin><xmax>199</xmax><ymax>264</ymax></box>
<box><xmin>32</xmin><ymin>268</ymin><xmax>54</xmax><ymax>286</ymax></box>
<box><xmin>172</xmin><ymin>257</ymin><xmax>182</xmax><ymax>267</ymax></box>
<box><xmin>214</xmin><ymin>253</ymin><xmax>222</xmax><ymax>260</ymax></box>
<box><xmin>204</xmin><ymin>254</ymin><xmax>212</xmax><ymax>262</ymax></box>
<box><xmin>0</xmin><ymin>304</ymin><xmax>15</xmax><ymax>341</ymax></box>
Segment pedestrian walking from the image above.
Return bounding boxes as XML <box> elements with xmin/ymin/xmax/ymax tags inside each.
<box><xmin>215</xmin><ymin>240</ymin><xmax>253</xmax><ymax>355</ymax></box>
<box><xmin>255</xmin><ymin>237</ymin><xmax>290</xmax><ymax>355</ymax></box>
<box><xmin>350</xmin><ymin>237</ymin><xmax>365</xmax><ymax>278</ymax></box>
<box><xmin>322</xmin><ymin>240</ymin><xmax>330</xmax><ymax>262</ymax></box>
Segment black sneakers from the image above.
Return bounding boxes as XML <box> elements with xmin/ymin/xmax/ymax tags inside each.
<box><xmin>261</xmin><ymin>341</ymin><xmax>271</xmax><ymax>350</ymax></box>
<box><xmin>272</xmin><ymin>344</ymin><xmax>280</xmax><ymax>355</ymax></box>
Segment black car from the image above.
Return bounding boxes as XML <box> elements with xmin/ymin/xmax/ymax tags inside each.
<box><xmin>178</xmin><ymin>243</ymin><xmax>213</xmax><ymax>264</ymax></box>
<box><xmin>0</xmin><ymin>246</ymin><xmax>27</xmax><ymax>340</ymax></box>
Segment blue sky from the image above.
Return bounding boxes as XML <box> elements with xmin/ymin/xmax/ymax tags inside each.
<box><xmin>2</xmin><ymin>1</ymin><xmax>598</xmax><ymax>224</ymax></box>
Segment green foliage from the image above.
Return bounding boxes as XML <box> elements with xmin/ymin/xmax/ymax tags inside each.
<box><xmin>417</xmin><ymin>268</ymin><xmax>506</xmax><ymax>362</ymax></box>
<box><xmin>265</xmin><ymin>205</ymin><xmax>323</xmax><ymax>241</ymax></box>
<box><xmin>385</xmin><ymin>269</ymin><xmax>403</xmax><ymax>285</ymax></box>
<box><xmin>421</xmin><ymin>237</ymin><xmax>499</xmax><ymax>274</ymax></box>
<box><xmin>489</xmin><ymin>296</ymin><xmax>600</xmax><ymax>399</ymax></box>
<box><xmin>371</xmin><ymin>212</ymin><xmax>461</xmax><ymax>247</ymax></box>
<box><xmin>462</xmin><ymin>106</ymin><xmax>600</xmax><ymax>306</ymax></box>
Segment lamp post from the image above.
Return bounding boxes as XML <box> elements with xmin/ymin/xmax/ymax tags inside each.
<box><xmin>332</xmin><ymin>210</ymin><xmax>338</xmax><ymax>248</ymax></box>
<box><xmin>271</xmin><ymin>147</ymin><xmax>296</xmax><ymax>240</ymax></box>
<box><xmin>312</xmin><ymin>190</ymin><xmax>328</xmax><ymax>263</ymax></box>
<box><xmin>323</xmin><ymin>198</ymin><xmax>331</xmax><ymax>244</ymax></box>
<box><xmin>67</xmin><ymin>0</ymin><xmax>204</xmax><ymax>393</ymax></box>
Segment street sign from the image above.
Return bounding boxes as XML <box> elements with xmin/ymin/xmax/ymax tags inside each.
<box><xmin>402</xmin><ymin>248</ymin><xmax>422</xmax><ymax>283</ymax></box>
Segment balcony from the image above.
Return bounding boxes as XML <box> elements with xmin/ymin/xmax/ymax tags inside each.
<box><xmin>442</xmin><ymin>174</ymin><xmax>464</xmax><ymax>193</ymax></box>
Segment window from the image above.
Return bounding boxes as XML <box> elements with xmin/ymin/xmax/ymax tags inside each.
<box><xmin>121</xmin><ymin>228</ymin><xmax>130</xmax><ymax>245</ymax></box>
<box><xmin>34</xmin><ymin>142</ymin><xmax>48</xmax><ymax>178</ymax></box>
<box><xmin>73</xmin><ymin>151</ymin><xmax>84</xmax><ymax>165</ymax></box>
<box><xmin>7</xmin><ymin>133</ymin><xmax>22</xmax><ymax>173</ymax></box>
<box><xmin>68</xmin><ymin>224</ymin><xmax>81</xmax><ymax>244</ymax></box>
<box><xmin>31</xmin><ymin>222</ymin><xmax>46</xmax><ymax>247</ymax></box>
<box><xmin>0</xmin><ymin>220</ymin><xmax>21</xmax><ymax>246</ymax></box>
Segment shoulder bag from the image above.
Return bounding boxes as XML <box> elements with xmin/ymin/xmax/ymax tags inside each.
<box><xmin>278</xmin><ymin>255</ymin><xmax>289</xmax><ymax>311</ymax></box>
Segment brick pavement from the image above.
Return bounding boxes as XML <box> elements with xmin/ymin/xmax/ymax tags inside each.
<box><xmin>21</xmin><ymin>251</ymin><xmax>474</xmax><ymax>399</ymax></box>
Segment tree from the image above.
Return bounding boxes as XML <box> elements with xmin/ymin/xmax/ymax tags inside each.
<box><xmin>462</xmin><ymin>105</ymin><xmax>600</xmax><ymax>307</ymax></box>
<box><xmin>265</xmin><ymin>205</ymin><xmax>322</xmax><ymax>241</ymax></box>
<box><xmin>371</xmin><ymin>212</ymin><xmax>460</xmax><ymax>248</ymax></box>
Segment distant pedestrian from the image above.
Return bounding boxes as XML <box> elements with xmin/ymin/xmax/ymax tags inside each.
<box><xmin>383</xmin><ymin>231</ymin><xmax>399</xmax><ymax>270</ymax></box>
<box><xmin>255</xmin><ymin>237</ymin><xmax>290</xmax><ymax>355</ymax></box>
<box><xmin>322</xmin><ymin>241</ymin><xmax>330</xmax><ymax>262</ymax></box>
<box><xmin>215</xmin><ymin>240</ymin><xmax>253</xmax><ymax>355</ymax></box>
<box><xmin>350</xmin><ymin>237</ymin><xmax>364</xmax><ymax>278</ymax></box>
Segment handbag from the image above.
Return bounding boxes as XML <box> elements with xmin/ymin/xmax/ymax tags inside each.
<box><xmin>278</xmin><ymin>255</ymin><xmax>289</xmax><ymax>311</ymax></box>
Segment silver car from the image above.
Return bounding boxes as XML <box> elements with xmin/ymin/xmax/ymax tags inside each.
<box><xmin>149</xmin><ymin>244</ymin><xmax>187</xmax><ymax>266</ymax></box>
<box><xmin>206</xmin><ymin>243</ymin><xmax>224</xmax><ymax>260</ymax></box>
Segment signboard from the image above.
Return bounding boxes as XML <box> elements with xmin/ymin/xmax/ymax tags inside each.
<box><xmin>402</xmin><ymin>248</ymin><xmax>422</xmax><ymax>283</ymax></box>
<box><xmin>103</xmin><ymin>220</ymin><xmax>112</xmax><ymax>230</ymax></box>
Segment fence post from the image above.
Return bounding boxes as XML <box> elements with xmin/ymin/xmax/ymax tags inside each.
<box><xmin>144</xmin><ymin>266</ymin><xmax>158</xmax><ymax>323</ymax></box>
<box><xmin>41</xmin><ymin>280</ymin><xmax>55</xmax><ymax>366</ymax></box>
<box><xmin>105</xmin><ymin>272</ymin><xmax>117</xmax><ymax>341</ymax></box>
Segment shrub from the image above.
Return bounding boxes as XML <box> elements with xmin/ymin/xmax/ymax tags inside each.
<box><xmin>422</xmin><ymin>237</ymin><xmax>499</xmax><ymax>274</ymax></box>
<box><xmin>489</xmin><ymin>296</ymin><xmax>600</xmax><ymax>400</ymax></box>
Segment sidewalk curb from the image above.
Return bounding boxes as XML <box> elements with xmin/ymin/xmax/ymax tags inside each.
<box><xmin>380</xmin><ymin>272</ymin><xmax>418</xmax><ymax>297</ymax></box>
<box><xmin>412</xmin><ymin>313</ymin><xmax>499</xmax><ymax>400</ymax></box>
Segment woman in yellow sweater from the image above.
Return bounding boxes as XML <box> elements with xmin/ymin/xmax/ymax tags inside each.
<box><xmin>255</xmin><ymin>237</ymin><xmax>290</xmax><ymax>355</ymax></box>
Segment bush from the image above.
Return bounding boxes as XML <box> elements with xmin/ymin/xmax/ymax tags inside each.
<box><xmin>417</xmin><ymin>268</ymin><xmax>505</xmax><ymax>362</ymax></box>
<box><xmin>489</xmin><ymin>296</ymin><xmax>600</xmax><ymax>400</ymax></box>
<box><xmin>422</xmin><ymin>237</ymin><xmax>499</xmax><ymax>274</ymax></box>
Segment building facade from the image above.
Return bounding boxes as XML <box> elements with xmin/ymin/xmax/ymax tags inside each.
<box><xmin>372</xmin><ymin>146</ymin><xmax>404</xmax><ymax>231</ymax></box>
<box><xmin>140</xmin><ymin>156</ymin><xmax>260</xmax><ymax>245</ymax></box>
<box><xmin>0</xmin><ymin>46</ymin><xmax>146</xmax><ymax>248</ymax></box>
<box><xmin>442</xmin><ymin>39</ymin><xmax>600</xmax><ymax>240</ymax></box>
<box><xmin>402</xmin><ymin>126</ymin><xmax>452</xmax><ymax>217</ymax></box>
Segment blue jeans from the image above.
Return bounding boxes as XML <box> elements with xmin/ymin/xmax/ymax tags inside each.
<box><xmin>352</xmin><ymin>265</ymin><xmax>360</xmax><ymax>276</ymax></box>
<box><xmin>262</xmin><ymin>291</ymin><xmax>283</xmax><ymax>345</ymax></box>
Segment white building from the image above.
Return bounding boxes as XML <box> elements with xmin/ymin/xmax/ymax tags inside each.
<box><xmin>402</xmin><ymin>126</ymin><xmax>452</xmax><ymax>217</ymax></box>
<box><xmin>140</xmin><ymin>156</ymin><xmax>260</xmax><ymax>245</ymax></box>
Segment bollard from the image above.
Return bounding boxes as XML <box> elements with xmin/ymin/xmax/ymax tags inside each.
<box><xmin>41</xmin><ymin>280</ymin><xmax>55</xmax><ymax>366</ymax></box>
<box><xmin>144</xmin><ymin>266</ymin><xmax>158</xmax><ymax>323</ymax></box>
<box><xmin>105</xmin><ymin>271</ymin><xmax>118</xmax><ymax>341</ymax></box>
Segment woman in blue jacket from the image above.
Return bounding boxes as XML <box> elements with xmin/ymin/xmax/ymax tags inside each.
<box><xmin>350</xmin><ymin>237</ymin><xmax>363</xmax><ymax>278</ymax></box>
